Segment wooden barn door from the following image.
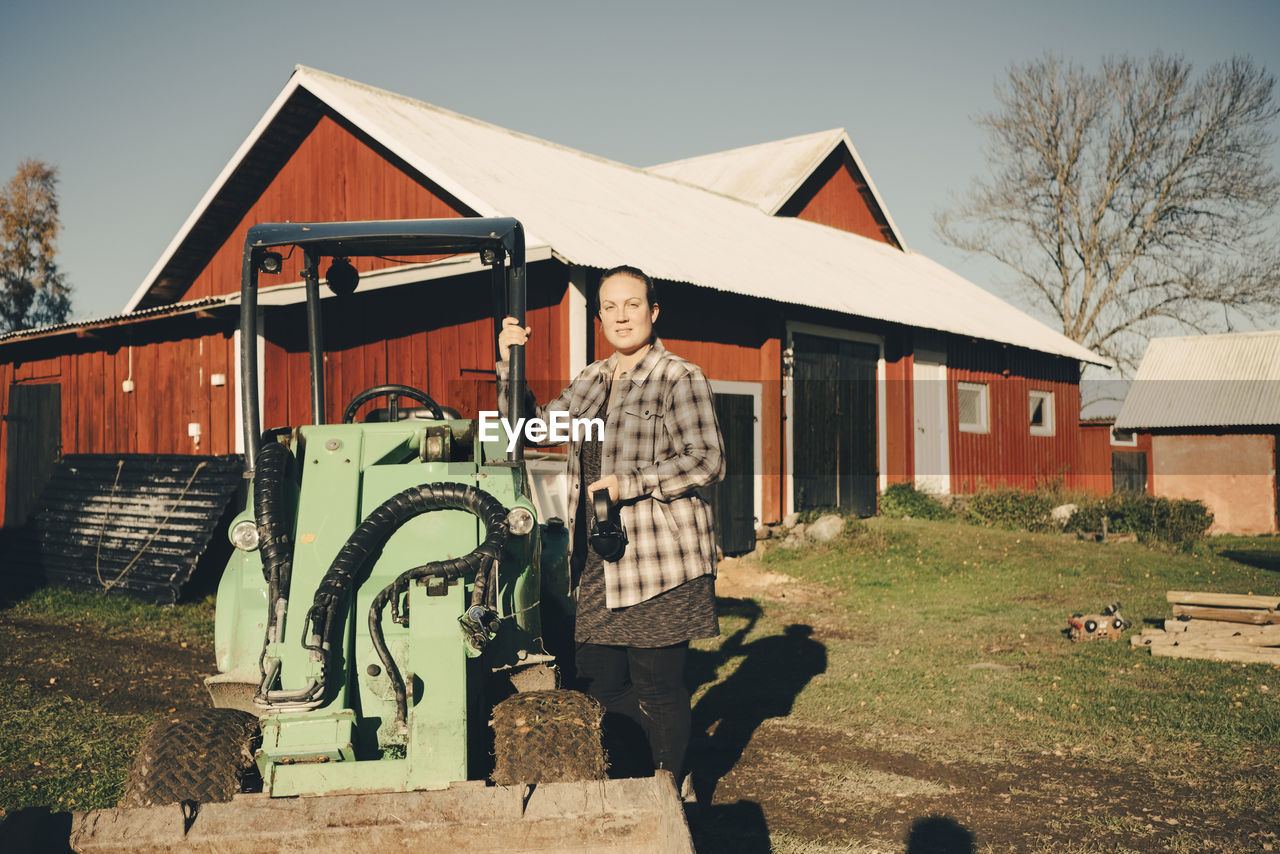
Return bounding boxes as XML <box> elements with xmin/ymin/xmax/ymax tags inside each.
<box><xmin>4</xmin><ymin>383</ymin><xmax>61</xmax><ymax>528</ymax></box>
<box><xmin>1112</xmin><ymin>451</ymin><xmax>1147</xmax><ymax>494</ymax></box>
<box><xmin>792</xmin><ymin>332</ymin><xmax>878</xmax><ymax>515</ymax></box>
<box><xmin>707</xmin><ymin>391</ymin><xmax>755</xmax><ymax>556</ymax></box>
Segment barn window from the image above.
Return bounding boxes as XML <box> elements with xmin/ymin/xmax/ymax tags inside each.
<box><xmin>1110</xmin><ymin>427</ymin><xmax>1137</xmax><ymax>447</ymax></box>
<box><xmin>1029</xmin><ymin>390</ymin><xmax>1055</xmax><ymax>436</ymax></box>
<box><xmin>957</xmin><ymin>382</ymin><xmax>989</xmax><ymax>433</ymax></box>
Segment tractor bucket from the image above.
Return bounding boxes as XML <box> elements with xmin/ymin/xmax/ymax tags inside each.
<box><xmin>69</xmin><ymin>773</ymin><xmax>694</xmax><ymax>854</ymax></box>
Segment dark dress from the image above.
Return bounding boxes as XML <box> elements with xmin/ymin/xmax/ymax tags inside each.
<box><xmin>573</xmin><ymin>392</ymin><xmax>718</xmax><ymax>647</ymax></box>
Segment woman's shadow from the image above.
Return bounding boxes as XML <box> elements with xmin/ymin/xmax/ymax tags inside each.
<box><xmin>687</xmin><ymin>599</ymin><xmax>827</xmax><ymax>805</ymax></box>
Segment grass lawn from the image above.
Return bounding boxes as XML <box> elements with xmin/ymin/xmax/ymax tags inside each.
<box><xmin>0</xmin><ymin>589</ymin><xmax>215</xmax><ymax>812</ymax></box>
<box><xmin>689</xmin><ymin>518</ymin><xmax>1280</xmax><ymax>852</ymax></box>
<box><xmin>747</xmin><ymin>519</ymin><xmax>1279</xmax><ymax>764</ymax></box>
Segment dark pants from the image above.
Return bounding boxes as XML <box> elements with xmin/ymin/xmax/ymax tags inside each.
<box><xmin>574</xmin><ymin>642</ymin><xmax>690</xmax><ymax>781</ymax></box>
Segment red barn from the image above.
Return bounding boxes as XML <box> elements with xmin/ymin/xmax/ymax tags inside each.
<box><xmin>0</xmin><ymin>66</ymin><xmax>1105</xmax><ymax>554</ymax></box>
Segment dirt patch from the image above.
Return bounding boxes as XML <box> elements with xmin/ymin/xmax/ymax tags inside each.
<box><xmin>715</xmin><ymin>556</ymin><xmax>824</xmax><ymax>603</ymax></box>
<box><xmin>691</xmin><ymin>720</ymin><xmax>1279</xmax><ymax>853</ymax></box>
<box><xmin>0</xmin><ymin>616</ymin><xmax>213</xmax><ymax>715</ymax></box>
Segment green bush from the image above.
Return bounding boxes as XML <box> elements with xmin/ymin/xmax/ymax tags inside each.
<box><xmin>1064</xmin><ymin>493</ymin><xmax>1213</xmax><ymax>548</ymax></box>
<box><xmin>878</xmin><ymin>483</ymin><xmax>952</xmax><ymax>520</ymax></box>
<box><xmin>964</xmin><ymin>487</ymin><xmax>1056</xmax><ymax>531</ymax></box>
<box><xmin>795</xmin><ymin>506</ymin><xmax>844</xmax><ymax>524</ymax></box>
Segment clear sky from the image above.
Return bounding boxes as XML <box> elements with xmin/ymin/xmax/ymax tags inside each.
<box><xmin>2</xmin><ymin>0</ymin><xmax>1278</xmax><ymax>326</ymax></box>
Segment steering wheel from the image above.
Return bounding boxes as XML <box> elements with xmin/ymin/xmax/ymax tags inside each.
<box><xmin>342</xmin><ymin>384</ymin><xmax>445</xmax><ymax>424</ymax></box>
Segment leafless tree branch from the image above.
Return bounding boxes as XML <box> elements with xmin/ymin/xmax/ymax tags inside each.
<box><xmin>937</xmin><ymin>53</ymin><xmax>1280</xmax><ymax>376</ymax></box>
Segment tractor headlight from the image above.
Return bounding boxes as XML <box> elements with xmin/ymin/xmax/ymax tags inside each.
<box><xmin>506</xmin><ymin>507</ymin><xmax>535</xmax><ymax>536</ymax></box>
<box><xmin>230</xmin><ymin>519</ymin><xmax>260</xmax><ymax>551</ymax></box>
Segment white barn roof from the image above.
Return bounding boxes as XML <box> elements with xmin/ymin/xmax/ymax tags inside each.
<box><xmin>127</xmin><ymin>66</ymin><xmax>1104</xmax><ymax>366</ymax></box>
<box><xmin>647</xmin><ymin>129</ymin><xmax>905</xmax><ymax>248</ymax></box>
<box><xmin>1115</xmin><ymin>331</ymin><xmax>1280</xmax><ymax>429</ymax></box>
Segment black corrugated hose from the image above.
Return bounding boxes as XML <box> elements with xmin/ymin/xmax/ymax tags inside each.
<box><xmin>301</xmin><ymin>482</ymin><xmax>509</xmax><ymax>726</ymax></box>
<box><xmin>254</xmin><ymin>428</ymin><xmax>296</xmax><ymax>679</ymax></box>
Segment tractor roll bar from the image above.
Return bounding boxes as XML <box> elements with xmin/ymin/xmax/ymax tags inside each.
<box><xmin>238</xmin><ymin>218</ymin><xmax>527</xmax><ymax>473</ymax></box>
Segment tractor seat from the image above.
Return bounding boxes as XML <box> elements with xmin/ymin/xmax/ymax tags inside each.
<box><xmin>363</xmin><ymin>405</ymin><xmax>463</xmax><ymax>423</ymax></box>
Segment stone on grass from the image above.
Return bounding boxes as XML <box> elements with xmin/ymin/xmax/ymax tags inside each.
<box><xmin>808</xmin><ymin>514</ymin><xmax>845</xmax><ymax>543</ymax></box>
<box><xmin>782</xmin><ymin>512</ymin><xmax>800</xmax><ymax>529</ymax></box>
<box><xmin>1050</xmin><ymin>503</ymin><xmax>1077</xmax><ymax>527</ymax></box>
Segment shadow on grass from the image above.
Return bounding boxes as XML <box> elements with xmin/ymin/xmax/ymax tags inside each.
<box><xmin>687</xmin><ymin>598</ymin><xmax>827</xmax><ymax>809</ymax></box>
<box><xmin>905</xmin><ymin>814</ymin><xmax>976</xmax><ymax>853</ymax></box>
<box><xmin>0</xmin><ymin>805</ymin><xmax>73</xmax><ymax>853</ymax></box>
<box><xmin>688</xmin><ymin>799</ymin><xmax>771</xmax><ymax>854</ymax></box>
<box><xmin>0</xmin><ymin>525</ymin><xmax>46</xmax><ymax>609</ymax></box>
<box><xmin>1219</xmin><ymin>548</ymin><xmax>1280</xmax><ymax>575</ymax></box>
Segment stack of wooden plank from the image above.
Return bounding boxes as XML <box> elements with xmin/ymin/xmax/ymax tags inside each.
<box><xmin>1131</xmin><ymin>591</ymin><xmax>1280</xmax><ymax>665</ymax></box>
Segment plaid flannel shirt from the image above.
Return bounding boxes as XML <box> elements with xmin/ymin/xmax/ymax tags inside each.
<box><xmin>498</xmin><ymin>340</ymin><xmax>725</xmax><ymax>608</ymax></box>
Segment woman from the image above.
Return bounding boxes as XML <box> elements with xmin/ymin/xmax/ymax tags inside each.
<box><xmin>496</xmin><ymin>265</ymin><xmax>724</xmax><ymax>790</ymax></box>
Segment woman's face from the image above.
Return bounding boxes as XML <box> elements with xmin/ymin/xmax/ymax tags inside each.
<box><xmin>598</xmin><ymin>273</ymin><xmax>659</xmax><ymax>356</ymax></box>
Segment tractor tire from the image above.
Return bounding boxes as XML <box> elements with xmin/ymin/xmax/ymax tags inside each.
<box><xmin>120</xmin><ymin>708</ymin><xmax>261</xmax><ymax>808</ymax></box>
<box><xmin>490</xmin><ymin>689</ymin><xmax>607</xmax><ymax>785</ymax></box>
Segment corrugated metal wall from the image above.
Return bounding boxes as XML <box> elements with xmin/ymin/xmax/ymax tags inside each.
<box><xmin>947</xmin><ymin>340</ymin><xmax>1083</xmax><ymax>493</ymax></box>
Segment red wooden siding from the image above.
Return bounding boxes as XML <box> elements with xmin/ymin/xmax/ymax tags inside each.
<box><xmin>777</xmin><ymin>147</ymin><xmax>901</xmax><ymax>248</ymax></box>
<box><xmin>1076</xmin><ymin>423</ymin><xmax>1113</xmax><ymax>495</ymax></box>
<box><xmin>947</xmin><ymin>342</ymin><xmax>1083</xmax><ymax>493</ymax></box>
<box><xmin>1076</xmin><ymin>422</ymin><xmax>1153</xmax><ymax>495</ymax></box>
<box><xmin>261</xmin><ymin>264</ymin><xmax>572</xmax><ymax>430</ymax></box>
<box><xmin>882</xmin><ymin>332</ymin><xmax>914</xmax><ymax>484</ymax></box>
<box><xmin>0</xmin><ymin>321</ymin><xmax>238</xmax><ymax>523</ymax></box>
<box><xmin>177</xmin><ymin>115</ymin><xmax>467</xmax><ymax>304</ymax></box>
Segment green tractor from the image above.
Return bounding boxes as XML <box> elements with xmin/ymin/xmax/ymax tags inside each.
<box><xmin>70</xmin><ymin>218</ymin><xmax>693</xmax><ymax>852</ymax></box>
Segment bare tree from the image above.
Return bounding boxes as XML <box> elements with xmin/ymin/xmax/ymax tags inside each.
<box><xmin>0</xmin><ymin>158</ymin><xmax>72</xmax><ymax>332</ymax></box>
<box><xmin>938</xmin><ymin>54</ymin><xmax>1280</xmax><ymax>373</ymax></box>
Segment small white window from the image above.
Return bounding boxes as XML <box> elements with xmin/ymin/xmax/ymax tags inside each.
<box><xmin>1110</xmin><ymin>426</ymin><xmax>1138</xmax><ymax>447</ymax></box>
<box><xmin>957</xmin><ymin>382</ymin><xmax>989</xmax><ymax>433</ymax></box>
<box><xmin>1029</xmin><ymin>390</ymin><xmax>1055</xmax><ymax>436</ymax></box>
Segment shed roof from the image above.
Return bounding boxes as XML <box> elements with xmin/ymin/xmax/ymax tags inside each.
<box><xmin>124</xmin><ymin>66</ymin><xmax>1104</xmax><ymax>366</ymax></box>
<box><xmin>0</xmin><ymin>295</ymin><xmax>231</xmax><ymax>348</ymax></box>
<box><xmin>646</xmin><ymin>129</ymin><xmax>905</xmax><ymax>245</ymax></box>
<box><xmin>1115</xmin><ymin>331</ymin><xmax>1280</xmax><ymax>429</ymax></box>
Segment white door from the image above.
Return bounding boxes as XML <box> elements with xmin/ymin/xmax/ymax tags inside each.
<box><xmin>912</xmin><ymin>348</ymin><xmax>950</xmax><ymax>494</ymax></box>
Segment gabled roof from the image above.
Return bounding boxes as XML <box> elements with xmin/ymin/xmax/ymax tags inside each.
<box><xmin>1115</xmin><ymin>331</ymin><xmax>1280</xmax><ymax>429</ymax></box>
<box><xmin>126</xmin><ymin>66</ymin><xmax>1104</xmax><ymax>366</ymax></box>
<box><xmin>646</xmin><ymin>129</ymin><xmax>905</xmax><ymax>247</ymax></box>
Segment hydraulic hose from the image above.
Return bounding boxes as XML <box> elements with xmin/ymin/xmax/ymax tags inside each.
<box><xmin>253</xmin><ymin>428</ymin><xmax>295</xmax><ymax>685</ymax></box>
<box><xmin>302</xmin><ymin>482</ymin><xmax>509</xmax><ymax>722</ymax></box>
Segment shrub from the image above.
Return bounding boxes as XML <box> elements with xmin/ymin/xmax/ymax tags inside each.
<box><xmin>964</xmin><ymin>487</ymin><xmax>1056</xmax><ymax>531</ymax></box>
<box><xmin>1065</xmin><ymin>493</ymin><xmax>1213</xmax><ymax>549</ymax></box>
<box><xmin>878</xmin><ymin>483</ymin><xmax>952</xmax><ymax>520</ymax></box>
<box><xmin>795</xmin><ymin>506</ymin><xmax>844</xmax><ymax>524</ymax></box>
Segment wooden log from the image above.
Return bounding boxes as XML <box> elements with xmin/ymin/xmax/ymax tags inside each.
<box><xmin>1166</xmin><ymin>591</ymin><xmax>1280</xmax><ymax>609</ymax></box>
<box><xmin>1148</xmin><ymin>643</ymin><xmax>1280</xmax><ymax>666</ymax></box>
<box><xmin>1154</xmin><ymin>636</ymin><xmax>1280</xmax><ymax>651</ymax></box>
<box><xmin>1131</xmin><ymin>632</ymin><xmax>1176</xmax><ymax>648</ymax></box>
<box><xmin>1163</xmin><ymin>620</ymin><xmax>1280</xmax><ymax>640</ymax></box>
<box><xmin>1170</xmin><ymin>604</ymin><xmax>1279</xmax><ymax>625</ymax></box>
